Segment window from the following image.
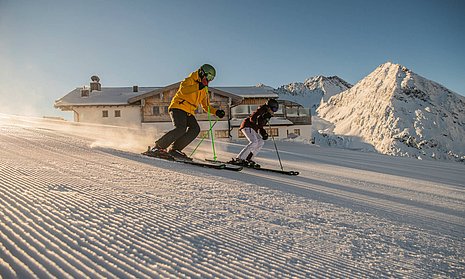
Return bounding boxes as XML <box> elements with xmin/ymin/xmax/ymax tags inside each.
<box><xmin>249</xmin><ymin>105</ymin><xmax>259</xmax><ymax>113</ymax></box>
<box><xmin>286</xmin><ymin>107</ymin><xmax>299</xmax><ymax>116</ymax></box>
<box><xmin>294</xmin><ymin>129</ymin><xmax>301</xmax><ymax>136</ymax></box>
<box><xmin>239</xmin><ymin>128</ymin><xmax>278</xmax><ymax>138</ymax></box>
<box><xmin>265</xmin><ymin>127</ymin><xmax>279</xmax><ymax>137</ymax></box>
<box><xmin>238</xmin><ymin>130</ymin><xmax>245</xmax><ymax>138</ymax></box>
<box><xmin>153</xmin><ymin>106</ymin><xmax>169</xmax><ymax>116</ymax></box>
<box><xmin>197</xmin><ymin>130</ymin><xmax>229</xmax><ymax>139</ymax></box>
<box><xmin>231</xmin><ymin>105</ymin><xmax>249</xmax><ymax>115</ymax></box>
<box><xmin>198</xmin><ymin>130</ymin><xmax>210</xmax><ymax>139</ymax></box>
<box><xmin>215</xmin><ymin>130</ymin><xmax>229</xmax><ymax>138</ymax></box>
<box><xmin>115</xmin><ymin>110</ymin><xmax>121</xmax><ymax>117</ymax></box>
<box><xmin>102</xmin><ymin>110</ymin><xmax>108</xmax><ymax>118</ymax></box>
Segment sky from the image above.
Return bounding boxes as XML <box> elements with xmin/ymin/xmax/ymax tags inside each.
<box><xmin>1</xmin><ymin>0</ymin><xmax>464</xmax><ymax>118</ymax></box>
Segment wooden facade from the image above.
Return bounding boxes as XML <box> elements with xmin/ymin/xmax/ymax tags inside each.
<box><xmin>141</xmin><ymin>88</ymin><xmax>176</xmax><ymax>122</ymax></box>
<box><xmin>240</xmin><ymin>98</ymin><xmax>269</xmax><ymax>105</ymax></box>
<box><xmin>140</xmin><ymin>88</ymin><xmax>232</xmax><ymax>123</ymax></box>
<box><xmin>127</xmin><ymin>83</ymin><xmax>243</xmax><ymax>124</ymax></box>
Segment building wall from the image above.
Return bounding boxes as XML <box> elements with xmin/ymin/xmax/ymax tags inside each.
<box><xmin>141</xmin><ymin>89</ymin><xmax>231</xmax><ymax>123</ymax></box>
<box><xmin>73</xmin><ymin>105</ymin><xmax>142</xmax><ymax>127</ymax></box>
<box><xmin>287</xmin><ymin>124</ymin><xmax>312</xmax><ymax>140</ymax></box>
<box><xmin>231</xmin><ymin>124</ymin><xmax>312</xmax><ymax>141</ymax></box>
<box><xmin>142</xmin><ymin>89</ymin><xmax>175</xmax><ymax>123</ymax></box>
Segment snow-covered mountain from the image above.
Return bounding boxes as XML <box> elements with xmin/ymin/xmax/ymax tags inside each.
<box><xmin>276</xmin><ymin>75</ymin><xmax>352</xmax><ymax>113</ymax></box>
<box><xmin>317</xmin><ymin>62</ymin><xmax>465</xmax><ymax>163</ymax></box>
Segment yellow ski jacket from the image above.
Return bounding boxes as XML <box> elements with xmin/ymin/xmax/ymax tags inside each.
<box><xmin>169</xmin><ymin>70</ymin><xmax>218</xmax><ymax>116</ymax></box>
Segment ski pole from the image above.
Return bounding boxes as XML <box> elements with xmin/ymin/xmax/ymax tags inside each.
<box><xmin>268</xmin><ymin>122</ymin><xmax>284</xmax><ymax>171</ymax></box>
<box><xmin>207</xmin><ymin>103</ymin><xmax>218</xmax><ymax>161</ymax></box>
<box><xmin>189</xmin><ymin>118</ymin><xmax>218</xmax><ymax>157</ymax></box>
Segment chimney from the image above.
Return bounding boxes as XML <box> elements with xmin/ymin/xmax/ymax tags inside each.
<box><xmin>90</xmin><ymin>75</ymin><xmax>101</xmax><ymax>92</ymax></box>
<box><xmin>133</xmin><ymin>85</ymin><xmax>139</xmax><ymax>92</ymax></box>
<box><xmin>81</xmin><ymin>87</ymin><xmax>90</xmax><ymax>97</ymax></box>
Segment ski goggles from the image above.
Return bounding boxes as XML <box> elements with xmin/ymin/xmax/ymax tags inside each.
<box><xmin>205</xmin><ymin>72</ymin><xmax>215</xmax><ymax>81</ymax></box>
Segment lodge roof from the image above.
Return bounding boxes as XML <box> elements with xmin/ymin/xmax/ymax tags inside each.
<box><xmin>55</xmin><ymin>84</ymin><xmax>278</xmax><ymax>109</ymax></box>
<box><xmin>54</xmin><ymin>87</ymin><xmax>161</xmax><ymax>107</ymax></box>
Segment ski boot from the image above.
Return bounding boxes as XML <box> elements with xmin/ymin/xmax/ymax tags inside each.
<box><xmin>143</xmin><ymin>145</ymin><xmax>173</xmax><ymax>160</ymax></box>
<box><xmin>245</xmin><ymin>152</ymin><xmax>260</xmax><ymax>168</ymax></box>
<box><xmin>168</xmin><ymin>149</ymin><xmax>193</xmax><ymax>161</ymax></box>
<box><xmin>246</xmin><ymin>160</ymin><xmax>261</xmax><ymax>169</ymax></box>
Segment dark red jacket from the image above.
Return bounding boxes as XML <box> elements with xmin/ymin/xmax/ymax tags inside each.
<box><xmin>240</xmin><ymin>105</ymin><xmax>273</xmax><ymax>132</ymax></box>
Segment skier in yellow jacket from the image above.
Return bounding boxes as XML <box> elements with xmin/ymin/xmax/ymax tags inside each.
<box><xmin>152</xmin><ymin>64</ymin><xmax>225</xmax><ymax>160</ymax></box>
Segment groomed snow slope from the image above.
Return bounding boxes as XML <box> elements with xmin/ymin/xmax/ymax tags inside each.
<box><xmin>0</xmin><ymin>114</ymin><xmax>464</xmax><ymax>278</ymax></box>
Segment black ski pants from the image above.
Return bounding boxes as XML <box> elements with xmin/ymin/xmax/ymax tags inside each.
<box><xmin>155</xmin><ymin>109</ymin><xmax>200</xmax><ymax>151</ymax></box>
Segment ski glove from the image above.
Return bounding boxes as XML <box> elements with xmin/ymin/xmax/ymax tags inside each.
<box><xmin>215</xmin><ymin>109</ymin><xmax>225</xmax><ymax>118</ymax></box>
<box><xmin>259</xmin><ymin>129</ymin><xmax>268</xmax><ymax>140</ymax></box>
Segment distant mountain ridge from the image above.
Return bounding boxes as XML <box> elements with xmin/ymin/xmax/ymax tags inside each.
<box><xmin>316</xmin><ymin>62</ymin><xmax>465</xmax><ymax>162</ymax></box>
<box><xmin>276</xmin><ymin>75</ymin><xmax>352</xmax><ymax>113</ymax></box>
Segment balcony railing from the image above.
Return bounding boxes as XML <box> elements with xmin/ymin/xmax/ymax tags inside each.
<box><xmin>231</xmin><ymin>105</ymin><xmax>311</xmax><ymax>125</ymax></box>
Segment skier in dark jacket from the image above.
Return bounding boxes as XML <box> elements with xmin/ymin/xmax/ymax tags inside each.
<box><xmin>230</xmin><ymin>99</ymin><xmax>279</xmax><ymax>167</ymax></box>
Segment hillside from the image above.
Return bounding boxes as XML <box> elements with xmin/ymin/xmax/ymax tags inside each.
<box><xmin>317</xmin><ymin>62</ymin><xmax>465</xmax><ymax>163</ymax></box>
<box><xmin>276</xmin><ymin>75</ymin><xmax>352</xmax><ymax>114</ymax></box>
<box><xmin>1</xmin><ymin>114</ymin><xmax>464</xmax><ymax>278</ymax></box>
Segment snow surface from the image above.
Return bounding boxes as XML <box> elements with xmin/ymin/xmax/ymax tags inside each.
<box><xmin>317</xmin><ymin>62</ymin><xmax>465</xmax><ymax>164</ymax></box>
<box><xmin>1</xmin><ymin>114</ymin><xmax>464</xmax><ymax>278</ymax></box>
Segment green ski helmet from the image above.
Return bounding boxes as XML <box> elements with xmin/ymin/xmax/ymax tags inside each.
<box><xmin>200</xmin><ymin>64</ymin><xmax>216</xmax><ymax>81</ymax></box>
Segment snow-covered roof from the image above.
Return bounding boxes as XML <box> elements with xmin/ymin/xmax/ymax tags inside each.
<box><xmin>216</xmin><ymin>85</ymin><xmax>279</xmax><ymax>98</ymax></box>
<box><xmin>55</xmin><ymin>85</ymin><xmax>245</xmax><ymax>108</ymax></box>
<box><xmin>55</xmin><ymin>87</ymin><xmax>161</xmax><ymax>107</ymax></box>
<box><xmin>55</xmin><ymin>84</ymin><xmax>278</xmax><ymax>109</ymax></box>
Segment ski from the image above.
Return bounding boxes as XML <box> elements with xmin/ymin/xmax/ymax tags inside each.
<box><xmin>204</xmin><ymin>159</ymin><xmax>244</xmax><ymax>171</ymax></box>
<box><xmin>206</xmin><ymin>159</ymin><xmax>299</xmax><ymax>176</ymax></box>
<box><xmin>142</xmin><ymin>150</ymin><xmax>226</xmax><ymax>170</ymax></box>
<box><xmin>248</xmin><ymin>167</ymin><xmax>299</xmax><ymax>176</ymax></box>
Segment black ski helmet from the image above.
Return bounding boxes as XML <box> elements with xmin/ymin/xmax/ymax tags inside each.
<box><xmin>267</xmin><ymin>99</ymin><xmax>279</xmax><ymax>112</ymax></box>
<box><xmin>200</xmin><ymin>64</ymin><xmax>216</xmax><ymax>81</ymax></box>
